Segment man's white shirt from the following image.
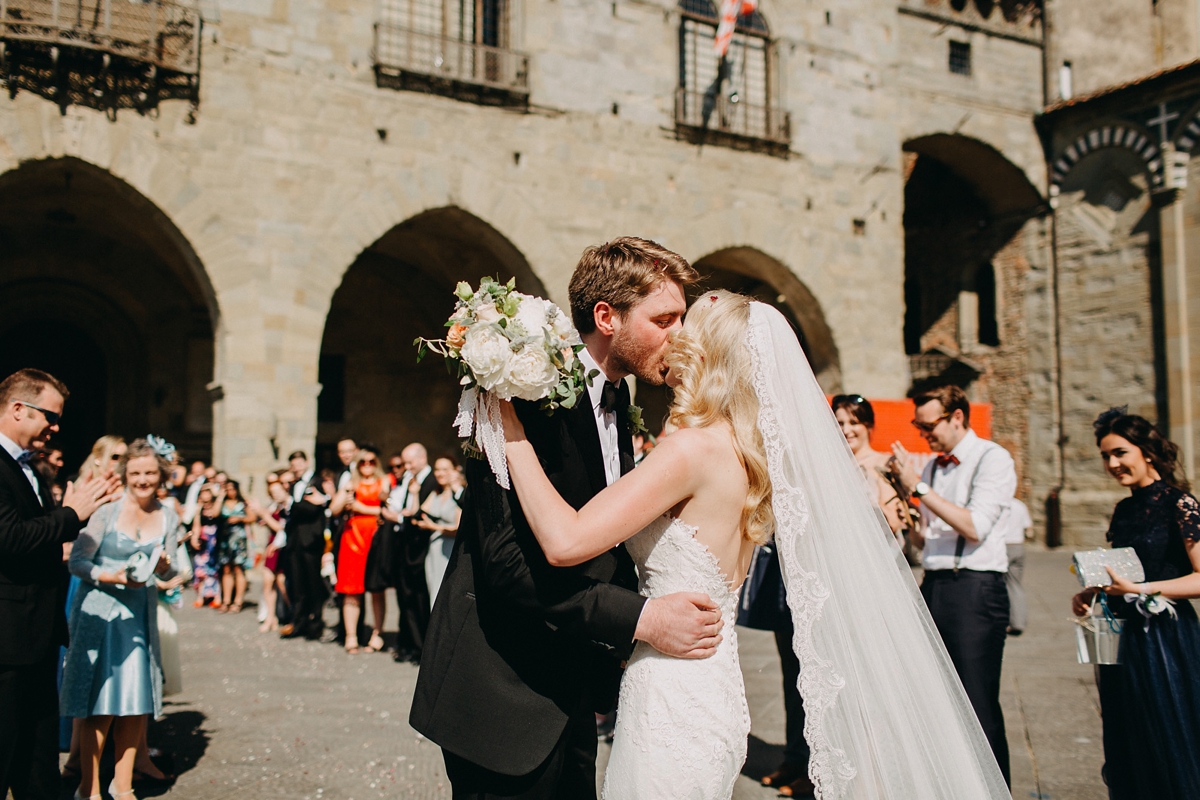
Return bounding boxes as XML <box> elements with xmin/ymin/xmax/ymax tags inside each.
<box><xmin>391</xmin><ymin>465</ymin><xmax>433</xmax><ymax>514</ymax></box>
<box><xmin>293</xmin><ymin>468</ymin><xmax>316</xmax><ymax>502</ymax></box>
<box><xmin>919</xmin><ymin>429</ymin><xmax>1016</xmax><ymax>572</ymax></box>
<box><xmin>1001</xmin><ymin>498</ymin><xmax>1033</xmax><ymax>545</ymax></box>
<box><xmin>579</xmin><ymin>348</ymin><xmax>621</xmax><ymax>487</ymax></box>
<box><xmin>0</xmin><ymin>431</ymin><xmax>40</xmax><ymax>502</ymax></box>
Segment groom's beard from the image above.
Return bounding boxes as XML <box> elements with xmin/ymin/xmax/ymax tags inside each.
<box><xmin>610</xmin><ymin>330</ymin><xmax>668</xmax><ymax>386</ymax></box>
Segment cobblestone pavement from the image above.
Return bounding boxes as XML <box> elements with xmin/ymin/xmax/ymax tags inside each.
<box><xmin>66</xmin><ymin>549</ymin><xmax>1110</xmax><ymax>800</ymax></box>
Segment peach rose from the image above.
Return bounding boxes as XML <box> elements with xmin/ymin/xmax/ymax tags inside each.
<box><xmin>446</xmin><ymin>323</ymin><xmax>468</xmax><ymax>350</ymax></box>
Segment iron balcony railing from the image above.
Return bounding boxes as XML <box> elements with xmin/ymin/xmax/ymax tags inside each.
<box><xmin>0</xmin><ymin>0</ymin><xmax>200</xmax><ymax>74</ymax></box>
<box><xmin>373</xmin><ymin>22</ymin><xmax>529</xmax><ymax>97</ymax></box>
<box><xmin>675</xmin><ymin>86</ymin><xmax>790</xmax><ymax>147</ymax></box>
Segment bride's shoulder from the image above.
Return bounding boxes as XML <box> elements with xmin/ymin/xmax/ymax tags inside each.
<box><xmin>651</xmin><ymin>424</ymin><xmax>735</xmax><ymax>465</ymax></box>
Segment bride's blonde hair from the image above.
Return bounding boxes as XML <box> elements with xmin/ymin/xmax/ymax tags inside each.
<box><xmin>665</xmin><ymin>290</ymin><xmax>773</xmax><ymax>545</ymax></box>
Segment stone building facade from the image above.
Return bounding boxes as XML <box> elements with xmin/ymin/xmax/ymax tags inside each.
<box><xmin>1</xmin><ymin>0</ymin><xmax>1196</xmax><ymax>542</ymax></box>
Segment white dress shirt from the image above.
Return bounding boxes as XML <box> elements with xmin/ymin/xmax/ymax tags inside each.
<box><xmin>0</xmin><ymin>431</ymin><xmax>40</xmax><ymax>502</ymax></box>
<box><xmin>293</xmin><ymin>468</ymin><xmax>316</xmax><ymax>502</ymax></box>
<box><xmin>391</xmin><ymin>465</ymin><xmax>432</xmax><ymax>515</ymax></box>
<box><xmin>1001</xmin><ymin>498</ymin><xmax>1033</xmax><ymax>545</ymax></box>
<box><xmin>579</xmin><ymin>348</ymin><xmax>621</xmax><ymax>487</ymax></box>
<box><xmin>919</xmin><ymin>429</ymin><xmax>1015</xmax><ymax>572</ymax></box>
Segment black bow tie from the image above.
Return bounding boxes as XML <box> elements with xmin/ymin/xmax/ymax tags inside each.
<box><xmin>599</xmin><ymin>381</ymin><xmax>623</xmax><ymax>416</ymax></box>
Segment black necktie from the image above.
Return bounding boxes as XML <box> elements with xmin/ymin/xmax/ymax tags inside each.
<box><xmin>599</xmin><ymin>381</ymin><xmax>621</xmax><ymax>416</ymax></box>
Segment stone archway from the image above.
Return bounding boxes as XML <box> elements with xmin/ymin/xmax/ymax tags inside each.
<box><xmin>634</xmin><ymin>246</ymin><xmax>841</xmax><ymax>434</ymax></box>
<box><xmin>0</xmin><ymin>157</ymin><xmax>217</xmax><ymax>469</ymax></box>
<box><xmin>317</xmin><ymin>207</ymin><xmax>544</xmax><ymax>465</ymax></box>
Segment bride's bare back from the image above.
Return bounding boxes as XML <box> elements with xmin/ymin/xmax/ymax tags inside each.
<box><xmin>664</xmin><ymin>423</ymin><xmax>754</xmax><ymax>591</ymax></box>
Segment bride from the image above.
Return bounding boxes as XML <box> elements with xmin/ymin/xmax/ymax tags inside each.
<box><xmin>500</xmin><ymin>290</ymin><xmax>1010</xmax><ymax>799</ymax></box>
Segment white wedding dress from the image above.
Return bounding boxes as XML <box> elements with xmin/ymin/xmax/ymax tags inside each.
<box><xmin>601</xmin><ymin>515</ymin><xmax>750</xmax><ymax>800</ymax></box>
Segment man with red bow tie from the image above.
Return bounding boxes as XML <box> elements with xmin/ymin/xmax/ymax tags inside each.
<box><xmin>890</xmin><ymin>384</ymin><xmax>1016</xmax><ymax>787</ymax></box>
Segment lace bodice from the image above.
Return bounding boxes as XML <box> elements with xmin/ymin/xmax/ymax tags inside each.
<box><xmin>1107</xmin><ymin>480</ymin><xmax>1200</xmax><ymax>619</ymax></box>
<box><xmin>624</xmin><ymin>516</ymin><xmax>740</xmax><ymax>623</ymax></box>
<box><xmin>602</xmin><ymin>515</ymin><xmax>750</xmax><ymax>800</ymax></box>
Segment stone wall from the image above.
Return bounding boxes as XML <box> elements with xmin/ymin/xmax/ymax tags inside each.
<box><xmin>0</xmin><ymin>0</ymin><xmax>924</xmax><ymax>483</ymax></box>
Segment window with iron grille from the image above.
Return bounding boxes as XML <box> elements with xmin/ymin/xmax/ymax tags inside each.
<box><xmin>374</xmin><ymin>0</ymin><xmax>528</xmax><ymax>102</ymax></box>
<box><xmin>948</xmin><ymin>40</ymin><xmax>971</xmax><ymax>76</ymax></box>
<box><xmin>676</xmin><ymin>0</ymin><xmax>787</xmax><ymax>148</ymax></box>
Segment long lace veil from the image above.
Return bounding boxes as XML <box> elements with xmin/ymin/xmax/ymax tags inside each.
<box><xmin>745</xmin><ymin>302</ymin><xmax>1010</xmax><ymax>799</ymax></box>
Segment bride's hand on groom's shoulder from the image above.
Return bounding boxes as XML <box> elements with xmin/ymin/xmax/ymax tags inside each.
<box><xmin>499</xmin><ymin>400</ymin><xmax>527</xmax><ymax>444</ymax></box>
<box><xmin>635</xmin><ymin>592</ymin><xmax>724</xmax><ymax>659</ymax></box>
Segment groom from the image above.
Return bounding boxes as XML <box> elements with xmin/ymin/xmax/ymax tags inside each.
<box><xmin>411</xmin><ymin>238</ymin><xmax>724</xmax><ymax>799</ymax></box>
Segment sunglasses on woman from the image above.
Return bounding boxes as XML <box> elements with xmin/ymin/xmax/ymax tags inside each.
<box><xmin>360</xmin><ymin>458</ymin><xmax>378</xmax><ymax>466</ymax></box>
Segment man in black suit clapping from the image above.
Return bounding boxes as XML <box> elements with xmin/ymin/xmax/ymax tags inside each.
<box><xmin>280</xmin><ymin>450</ymin><xmax>332</xmax><ymax>640</ymax></box>
<box><xmin>0</xmin><ymin>369</ymin><xmax>121</xmax><ymax>800</ymax></box>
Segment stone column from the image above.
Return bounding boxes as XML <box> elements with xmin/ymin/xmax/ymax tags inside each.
<box><xmin>1158</xmin><ymin>144</ymin><xmax>1196</xmax><ymax>482</ymax></box>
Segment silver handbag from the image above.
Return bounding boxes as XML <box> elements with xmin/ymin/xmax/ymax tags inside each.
<box><xmin>1072</xmin><ymin>547</ymin><xmax>1144</xmax><ymax>588</ymax></box>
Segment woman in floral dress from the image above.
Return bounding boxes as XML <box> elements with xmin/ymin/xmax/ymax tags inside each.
<box><xmin>189</xmin><ymin>485</ymin><xmax>222</xmax><ymax>607</ymax></box>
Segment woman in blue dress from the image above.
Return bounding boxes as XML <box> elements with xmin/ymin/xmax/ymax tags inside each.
<box><xmin>61</xmin><ymin>439</ymin><xmax>180</xmax><ymax>800</ymax></box>
<box><xmin>1071</xmin><ymin>409</ymin><xmax>1200</xmax><ymax>799</ymax></box>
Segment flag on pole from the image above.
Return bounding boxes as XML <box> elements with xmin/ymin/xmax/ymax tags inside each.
<box><xmin>714</xmin><ymin>0</ymin><xmax>757</xmax><ymax>57</ymax></box>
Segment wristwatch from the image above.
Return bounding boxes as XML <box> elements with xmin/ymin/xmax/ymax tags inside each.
<box><xmin>912</xmin><ymin>481</ymin><xmax>931</xmax><ymax>498</ymax></box>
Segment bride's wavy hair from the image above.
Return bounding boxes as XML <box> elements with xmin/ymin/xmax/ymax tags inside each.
<box><xmin>665</xmin><ymin>290</ymin><xmax>773</xmax><ymax>545</ymax></box>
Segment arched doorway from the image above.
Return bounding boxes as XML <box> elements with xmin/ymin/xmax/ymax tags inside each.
<box><xmin>318</xmin><ymin>207</ymin><xmax>545</xmax><ymax>465</ymax></box>
<box><xmin>902</xmin><ymin>133</ymin><xmax>1043</xmax><ymax>495</ymax></box>
<box><xmin>634</xmin><ymin>246</ymin><xmax>842</xmax><ymax>434</ymax></box>
<box><xmin>0</xmin><ymin>158</ymin><xmax>217</xmax><ymax>472</ymax></box>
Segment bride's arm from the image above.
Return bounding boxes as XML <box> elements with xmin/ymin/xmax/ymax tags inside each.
<box><xmin>501</xmin><ymin>401</ymin><xmax>698</xmax><ymax>566</ymax></box>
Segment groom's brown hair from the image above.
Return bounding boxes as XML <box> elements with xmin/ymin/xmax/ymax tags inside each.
<box><xmin>569</xmin><ymin>237</ymin><xmax>698</xmax><ymax>335</ymax></box>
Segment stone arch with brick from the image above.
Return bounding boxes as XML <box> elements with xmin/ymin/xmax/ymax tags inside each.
<box><xmin>1048</xmin><ymin>120</ymin><xmax>1165</xmax><ymax>194</ymax></box>
<box><xmin>0</xmin><ymin>155</ymin><xmax>218</xmax><ymax>468</ymax></box>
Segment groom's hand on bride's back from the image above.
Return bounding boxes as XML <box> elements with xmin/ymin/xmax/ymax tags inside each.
<box><xmin>635</xmin><ymin>592</ymin><xmax>723</xmax><ymax>659</ymax></box>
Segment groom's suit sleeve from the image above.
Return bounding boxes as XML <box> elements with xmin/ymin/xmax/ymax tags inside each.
<box><xmin>466</xmin><ymin>457</ymin><xmax>647</xmax><ymax>659</ymax></box>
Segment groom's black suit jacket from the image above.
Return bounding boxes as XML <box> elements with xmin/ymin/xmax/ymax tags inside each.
<box><xmin>410</xmin><ymin>388</ymin><xmax>646</xmax><ymax>776</ymax></box>
<box><xmin>0</xmin><ymin>447</ymin><xmax>82</xmax><ymax>666</ymax></box>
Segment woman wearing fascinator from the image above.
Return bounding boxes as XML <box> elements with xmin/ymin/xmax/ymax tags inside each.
<box><xmin>61</xmin><ymin>437</ymin><xmax>181</xmax><ymax>800</ymax></box>
<box><xmin>499</xmin><ymin>290</ymin><xmax>1010</xmax><ymax>799</ymax></box>
<box><xmin>1070</xmin><ymin>408</ymin><xmax>1200</xmax><ymax>799</ymax></box>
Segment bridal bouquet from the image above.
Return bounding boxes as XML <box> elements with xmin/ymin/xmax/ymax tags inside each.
<box><xmin>416</xmin><ymin>277</ymin><xmax>593</xmax><ymax>487</ymax></box>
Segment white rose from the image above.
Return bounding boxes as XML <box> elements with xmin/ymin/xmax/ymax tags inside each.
<box><xmin>511</xmin><ymin>294</ymin><xmax>551</xmax><ymax>338</ymax></box>
<box><xmin>460</xmin><ymin>325</ymin><xmax>512</xmax><ymax>390</ymax></box>
<box><xmin>501</xmin><ymin>343</ymin><xmax>560</xmax><ymax>401</ymax></box>
<box><xmin>551</xmin><ymin>307</ymin><xmax>580</xmax><ymax>345</ymax></box>
<box><xmin>474</xmin><ymin>302</ymin><xmax>502</xmax><ymax>324</ymax></box>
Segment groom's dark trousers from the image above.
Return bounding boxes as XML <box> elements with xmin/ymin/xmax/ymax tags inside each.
<box><xmin>410</xmin><ymin>391</ymin><xmax>645</xmax><ymax>800</ymax></box>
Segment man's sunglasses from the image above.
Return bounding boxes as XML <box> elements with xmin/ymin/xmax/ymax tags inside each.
<box><xmin>14</xmin><ymin>401</ymin><xmax>60</xmax><ymax>425</ymax></box>
<box><xmin>389</xmin><ymin>463</ymin><xmax>404</xmax><ymax>470</ymax></box>
<box><xmin>911</xmin><ymin>412</ymin><xmax>951</xmax><ymax>434</ymax></box>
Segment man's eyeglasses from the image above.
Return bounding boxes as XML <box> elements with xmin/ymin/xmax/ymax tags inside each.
<box><xmin>14</xmin><ymin>401</ymin><xmax>60</xmax><ymax>426</ymax></box>
<box><xmin>911</xmin><ymin>412</ymin><xmax>951</xmax><ymax>434</ymax></box>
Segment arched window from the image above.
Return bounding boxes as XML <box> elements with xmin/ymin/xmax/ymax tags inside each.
<box><xmin>676</xmin><ymin>1</ymin><xmax>788</xmax><ymax>150</ymax></box>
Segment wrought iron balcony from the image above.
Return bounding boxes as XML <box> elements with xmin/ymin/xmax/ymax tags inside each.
<box><xmin>674</xmin><ymin>87</ymin><xmax>790</xmax><ymax>154</ymax></box>
<box><xmin>0</xmin><ymin>0</ymin><xmax>200</xmax><ymax>113</ymax></box>
<box><xmin>373</xmin><ymin>23</ymin><xmax>529</xmax><ymax>106</ymax></box>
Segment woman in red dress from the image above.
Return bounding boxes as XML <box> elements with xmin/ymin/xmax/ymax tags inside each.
<box><xmin>330</xmin><ymin>445</ymin><xmax>389</xmax><ymax>653</ymax></box>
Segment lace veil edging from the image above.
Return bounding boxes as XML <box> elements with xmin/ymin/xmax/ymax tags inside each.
<box><xmin>744</xmin><ymin>303</ymin><xmax>1010</xmax><ymax>800</ymax></box>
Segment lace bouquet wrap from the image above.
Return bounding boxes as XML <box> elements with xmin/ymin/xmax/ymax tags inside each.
<box><xmin>416</xmin><ymin>277</ymin><xmax>592</xmax><ymax>488</ymax></box>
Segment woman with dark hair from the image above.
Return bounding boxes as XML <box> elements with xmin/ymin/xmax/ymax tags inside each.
<box><xmin>330</xmin><ymin>445</ymin><xmax>389</xmax><ymax>654</ymax></box>
<box><xmin>1070</xmin><ymin>407</ymin><xmax>1200</xmax><ymax>799</ymax></box>
<box><xmin>218</xmin><ymin>480</ymin><xmax>256</xmax><ymax>613</ymax></box>
<box><xmin>830</xmin><ymin>394</ymin><xmax>905</xmax><ymax>536</ymax></box>
<box><xmin>416</xmin><ymin>455</ymin><xmax>463</xmax><ymax>604</ymax></box>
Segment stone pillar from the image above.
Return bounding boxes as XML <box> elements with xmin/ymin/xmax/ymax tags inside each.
<box><xmin>1158</xmin><ymin>145</ymin><xmax>1196</xmax><ymax>483</ymax></box>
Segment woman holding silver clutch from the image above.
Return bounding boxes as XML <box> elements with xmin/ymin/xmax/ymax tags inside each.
<box><xmin>1071</xmin><ymin>408</ymin><xmax>1200</xmax><ymax>799</ymax></box>
<box><xmin>61</xmin><ymin>438</ymin><xmax>180</xmax><ymax>800</ymax></box>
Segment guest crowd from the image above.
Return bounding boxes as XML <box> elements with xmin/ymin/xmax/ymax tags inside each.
<box><xmin>0</xmin><ymin>360</ymin><xmax>1197</xmax><ymax>800</ymax></box>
